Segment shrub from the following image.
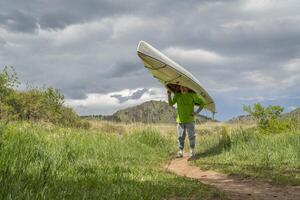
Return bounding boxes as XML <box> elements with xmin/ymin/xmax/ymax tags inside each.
<box><xmin>0</xmin><ymin>66</ymin><xmax>89</xmax><ymax>129</ymax></box>
<box><xmin>243</xmin><ymin>103</ymin><xmax>293</xmax><ymax>134</ymax></box>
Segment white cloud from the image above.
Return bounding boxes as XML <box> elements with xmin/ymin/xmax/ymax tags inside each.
<box><xmin>221</xmin><ymin>20</ymin><xmax>255</xmax><ymax>29</ymax></box>
<box><xmin>40</xmin><ymin>21</ymin><xmax>110</xmax><ymax>47</ymax></box>
<box><xmin>282</xmin><ymin>58</ymin><xmax>300</xmax><ymax>72</ymax></box>
<box><xmin>245</xmin><ymin>71</ymin><xmax>277</xmax><ymax>87</ymax></box>
<box><xmin>210</xmin><ymin>86</ymin><xmax>239</xmax><ymax>93</ymax></box>
<box><xmin>65</xmin><ymin>87</ymin><xmax>166</xmax><ymax>115</ymax></box>
<box><xmin>243</xmin><ymin>0</ymin><xmax>274</xmax><ymax>11</ymax></box>
<box><xmin>65</xmin><ymin>93</ymin><xmax>116</xmax><ymax>108</ymax></box>
<box><xmin>163</xmin><ymin>47</ymin><xmax>225</xmax><ymax>64</ymax></box>
<box><xmin>238</xmin><ymin>96</ymin><xmax>277</xmax><ymax>101</ymax></box>
<box><xmin>277</xmin><ymin>59</ymin><xmax>300</xmax><ymax>88</ymax></box>
<box><xmin>238</xmin><ymin>95</ymin><xmax>300</xmax><ymax>102</ymax></box>
<box><xmin>243</xmin><ymin>0</ymin><xmax>300</xmax><ymax>13</ymax></box>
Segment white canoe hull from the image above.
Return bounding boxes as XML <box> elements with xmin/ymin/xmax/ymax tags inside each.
<box><xmin>137</xmin><ymin>40</ymin><xmax>216</xmax><ymax>113</ymax></box>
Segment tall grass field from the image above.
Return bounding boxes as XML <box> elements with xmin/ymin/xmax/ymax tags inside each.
<box><xmin>194</xmin><ymin>127</ymin><xmax>300</xmax><ymax>185</ymax></box>
<box><xmin>0</xmin><ymin>121</ymin><xmax>223</xmax><ymax>200</ymax></box>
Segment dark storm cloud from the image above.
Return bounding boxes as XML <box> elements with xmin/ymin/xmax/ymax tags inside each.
<box><xmin>0</xmin><ymin>0</ymin><xmax>137</xmax><ymax>31</ymax></box>
<box><xmin>37</xmin><ymin>1</ymin><xmax>131</xmax><ymax>30</ymax></box>
<box><xmin>105</xmin><ymin>62</ymin><xmax>143</xmax><ymax>78</ymax></box>
<box><xmin>0</xmin><ymin>10</ymin><xmax>38</xmax><ymax>33</ymax></box>
<box><xmin>111</xmin><ymin>88</ymin><xmax>149</xmax><ymax>103</ymax></box>
<box><xmin>1</xmin><ymin>0</ymin><xmax>300</xmax><ymax>119</ymax></box>
<box><xmin>0</xmin><ymin>0</ymin><xmax>224</xmax><ymax>32</ymax></box>
<box><xmin>39</xmin><ymin>12</ymin><xmax>80</xmax><ymax>30</ymax></box>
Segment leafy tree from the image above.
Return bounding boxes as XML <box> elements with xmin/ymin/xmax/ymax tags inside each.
<box><xmin>243</xmin><ymin>103</ymin><xmax>289</xmax><ymax>133</ymax></box>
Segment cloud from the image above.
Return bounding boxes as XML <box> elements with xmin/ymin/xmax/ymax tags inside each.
<box><xmin>243</xmin><ymin>0</ymin><xmax>274</xmax><ymax>11</ymax></box>
<box><xmin>65</xmin><ymin>87</ymin><xmax>166</xmax><ymax>115</ymax></box>
<box><xmin>105</xmin><ymin>61</ymin><xmax>143</xmax><ymax>78</ymax></box>
<box><xmin>0</xmin><ymin>10</ymin><xmax>38</xmax><ymax>33</ymax></box>
<box><xmin>238</xmin><ymin>96</ymin><xmax>277</xmax><ymax>101</ymax></box>
<box><xmin>283</xmin><ymin>59</ymin><xmax>300</xmax><ymax>72</ymax></box>
<box><xmin>111</xmin><ymin>88</ymin><xmax>149</xmax><ymax>103</ymax></box>
<box><xmin>1</xmin><ymin>0</ymin><xmax>300</xmax><ymax>120</ymax></box>
<box><xmin>163</xmin><ymin>47</ymin><xmax>226</xmax><ymax>64</ymax></box>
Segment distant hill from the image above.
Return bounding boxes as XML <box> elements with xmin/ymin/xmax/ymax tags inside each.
<box><xmin>228</xmin><ymin>115</ymin><xmax>255</xmax><ymax>124</ymax></box>
<box><xmin>82</xmin><ymin>100</ymin><xmax>216</xmax><ymax>123</ymax></box>
<box><xmin>282</xmin><ymin>107</ymin><xmax>300</xmax><ymax>120</ymax></box>
<box><xmin>112</xmin><ymin>100</ymin><xmax>176</xmax><ymax>123</ymax></box>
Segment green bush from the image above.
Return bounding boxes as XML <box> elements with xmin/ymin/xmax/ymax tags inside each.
<box><xmin>0</xmin><ymin>66</ymin><xmax>89</xmax><ymax>129</ymax></box>
<box><xmin>243</xmin><ymin>103</ymin><xmax>294</xmax><ymax>134</ymax></box>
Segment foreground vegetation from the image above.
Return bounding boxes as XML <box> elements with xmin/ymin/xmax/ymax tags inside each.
<box><xmin>190</xmin><ymin>103</ymin><xmax>299</xmax><ymax>186</ymax></box>
<box><xmin>0</xmin><ymin>121</ymin><xmax>223</xmax><ymax>200</ymax></box>
<box><xmin>89</xmin><ymin>119</ymin><xmax>300</xmax><ymax>185</ymax></box>
<box><xmin>194</xmin><ymin>126</ymin><xmax>300</xmax><ymax>185</ymax></box>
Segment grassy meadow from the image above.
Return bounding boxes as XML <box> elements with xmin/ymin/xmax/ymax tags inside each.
<box><xmin>0</xmin><ymin>113</ymin><xmax>299</xmax><ymax>199</ymax></box>
<box><xmin>90</xmin><ymin>120</ymin><xmax>300</xmax><ymax>186</ymax></box>
<box><xmin>194</xmin><ymin>126</ymin><xmax>300</xmax><ymax>185</ymax></box>
<box><xmin>0</xmin><ymin>121</ymin><xmax>224</xmax><ymax>200</ymax></box>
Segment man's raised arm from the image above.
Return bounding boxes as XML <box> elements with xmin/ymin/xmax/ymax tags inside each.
<box><xmin>167</xmin><ymin>90</ymin><xmax>176</xmax><ymax>106</ymax></box>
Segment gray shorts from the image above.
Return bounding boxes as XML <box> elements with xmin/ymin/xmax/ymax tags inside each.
<box><xmin>177</xmin><ymin>122</ymin><xmax>196</xmax><ymax>150</ymax></box>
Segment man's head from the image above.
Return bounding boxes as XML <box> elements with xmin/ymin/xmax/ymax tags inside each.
<box><xmin>180</xmin><ymin>85</ymin><xmax>189</xmax><ymax>93</ymax></box>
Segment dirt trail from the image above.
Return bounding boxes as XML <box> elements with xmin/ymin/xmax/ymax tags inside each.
<box><xmin>165</xmin><ymin>155</ymin><xmax>300</xmax><ymax>200</ymax></box>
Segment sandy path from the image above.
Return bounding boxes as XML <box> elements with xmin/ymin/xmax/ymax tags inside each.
<box><xmin>165</xmin><ymin>155</ymin><xmax>300</xmax><ymax>200</ymax></box>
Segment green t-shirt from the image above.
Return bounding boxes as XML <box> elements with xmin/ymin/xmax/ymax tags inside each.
<box><xmin>168</xmin><ymin>92</ymin><xmax>207</xmax><ymax>123</ymax></box>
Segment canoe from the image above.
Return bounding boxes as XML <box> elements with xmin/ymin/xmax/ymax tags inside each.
<box><xmin>137</xmin><ymin>40</ymin><xmax>216</xmax><ymax>113</ymax></box>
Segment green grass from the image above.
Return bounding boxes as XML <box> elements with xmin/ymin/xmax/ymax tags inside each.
<box><xmin>194</xmin><ymin>128</ymin><xmax>300</xmax><ymax>185</ymax></box>
<box><xmin>0</xmin><ymin>121</ymin><xmax>224</xmax><ymax>200</ymax></box>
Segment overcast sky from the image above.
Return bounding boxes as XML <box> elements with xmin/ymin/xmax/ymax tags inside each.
<box><xmin>1</xmin><ymin>0</ymin><xmax>300</xmax><ymax>120</ymax></box>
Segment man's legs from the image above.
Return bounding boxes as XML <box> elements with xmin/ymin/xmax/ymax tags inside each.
<box><xmin>186</xmin><ymin>122</ymin><xmax>196</xmax><ymax>157</ymax></box>
<box><xmin>176</xmin><ymin>123</ymin><xmax>186</xmax><ymax>157</ymax></box>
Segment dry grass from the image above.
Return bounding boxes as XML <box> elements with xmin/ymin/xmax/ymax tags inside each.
<box><xmin>88</xmin><ymin>120</ymin><xmax>256</xmax><ymax>136</ymax></box>
<box><xmin>89</xmin><ymin>120</ymin><xmax>176</xmax><ymax>135</ymax></box>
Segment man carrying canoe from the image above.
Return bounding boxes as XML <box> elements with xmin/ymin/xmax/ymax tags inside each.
<box><xmin>168</xmin><ymin>85</ymin><xmax>207</xmax><ymax>159</ymax></box>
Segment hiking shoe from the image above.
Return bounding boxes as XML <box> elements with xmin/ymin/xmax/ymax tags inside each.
<box><xmin>188</xmin><ymin>149</ymin><xmax>195</xmax><ymax>160</ymax></box>
<box><xmin>176</xmin><ymin>150</ymin><xmax>183</xmax><ymax>158</ymax></box>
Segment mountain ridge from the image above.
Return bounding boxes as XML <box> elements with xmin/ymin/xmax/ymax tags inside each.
<box><xmin>82</xmin><ymin>100</ymin><xmax>216</xmax><ymax>123</ymax></box>
<box><xmin>82</xmin><ymin>101</ymin><xmax>299</xmax><ymax>123</ymax></box>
